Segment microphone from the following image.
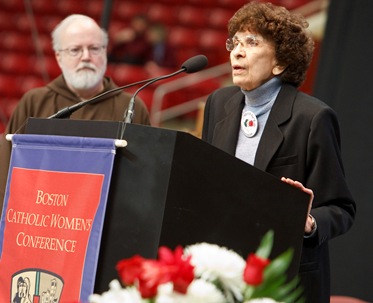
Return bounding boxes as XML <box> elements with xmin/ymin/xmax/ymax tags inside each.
<box><xmin>48</xmin><ymin>77</ymin><xmax>161</xmax><ymax>119</ymax></box>
<box><xmin>48</xmin><ymin>55</ymin><xmax>208</xmax><ymax>120</ymax></box>
<box><xmin>123</xmin><ymin>54</ymin><xmax>208</xmax><ymax>123</ymax></box>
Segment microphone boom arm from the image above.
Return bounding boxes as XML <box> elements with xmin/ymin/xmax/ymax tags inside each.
<box><xmin>48</xmin><ymin>77</ymin><xmax>163</xmax><ymax>119</ymax></box>
<box><xmin>123</xmin><ymin>68</ymin><xmax>186</xmax><ymax>123</ymax></box>
<box><xmin>48</xmin><ymin>54</ymin><xmax>208</xmax><ymax>122</ymax></box>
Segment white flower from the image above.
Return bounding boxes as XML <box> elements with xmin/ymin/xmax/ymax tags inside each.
<box><xmin>155</xmin><ymin>280</ymin><xmax>226</xmax><ymax>303</ymax></box>
<box><xmin>184</xmin><ymin>279</ymin><xmax>226</xmax><ymax>303</ymax></box>
<box><xmin>155</xmin><ymin>283</ymin><xmax>178</xmax><ymax>303</ymax></box>
<box><xmin>184</xmin><ymin>243</ymin><xmax>246</xmax><ymax>302</ymax></box>
<box><xmin>89</xmin><ymin>279</ymin><xmax>143</xmax><ymax>303</ymax></box>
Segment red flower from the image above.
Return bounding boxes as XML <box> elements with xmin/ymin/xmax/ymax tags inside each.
<box><xmin>158</xmin><ymin>246</ymin><xmax>195</xmax><ymax>293</ymax></box>
<box><xmin>116</xmin><ymin>255</ymin><xmax>145</xmax><ymax>285</ymax></box>
<box><xmin>115</xmin><ymin>246</ymin><xmax>195</xmax><ymax>298</ymax></box>
<box><xmin>243</xmin><ymin>253</ymin><xmax>270</xmax><ymax>286</ymax></box>
<box><xmin>140</xmin><ymin>259</ymin><xmax>172</xmax><ymax>295</ymax></box>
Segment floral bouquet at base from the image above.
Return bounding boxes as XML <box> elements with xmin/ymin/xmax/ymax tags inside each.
<box><xmin>89</xmin><ymin>230</ymin><xmax>304</xmax><ymax>303</ymax></box>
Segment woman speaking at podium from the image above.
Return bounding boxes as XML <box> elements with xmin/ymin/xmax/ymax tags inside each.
<box><xmin>202</xmin><ymin>2</ymin><xmax>356</xmax><ymax>302</ymax></box>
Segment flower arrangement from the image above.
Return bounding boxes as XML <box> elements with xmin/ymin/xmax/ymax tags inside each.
<box><xmin>89</xmin><ymin>230</ymin><xmax>304</xmax><ymax>303</ymax></box>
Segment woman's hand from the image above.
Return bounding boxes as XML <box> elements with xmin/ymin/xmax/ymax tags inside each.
<box><xmin>281</xmin><ymin>177</ymin><xmax>315</xmax><ymax>234</ymax></box>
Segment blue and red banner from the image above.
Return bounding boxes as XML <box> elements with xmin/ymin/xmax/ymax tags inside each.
<box><xmin>0</xmin><ymin>134</ymin><xmax>118</xmax><ymax>303</ymax></box>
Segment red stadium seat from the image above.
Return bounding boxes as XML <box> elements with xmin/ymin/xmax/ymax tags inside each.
<box><xmin>17</xmin><ymin>75</ymin><xmax>46</xmax><ymax>95</ymax></box>
<box><xmin>86</xmin><ymin>1</ymin><xmax>104</xmax><ymax>19</ymax></box>
<box><xmin>174</xmin><ymin>49</ymin><xmax>200</xmax><ymax>69</ymax></box>
<box><xmin>13</xmin><ymin>13</ymin><xmax>33</xmax><ymax>34</ymax></box>
<box><xmin>168</xmin><ymin>27</ymin><xmax>199</xmax><ymax>49</ymax></box>
<box><xmin>157</xmin><ymin>0</ymin><xmax>187</xmax><ymax>5</ymax></box>
<box><xmin>107</xmin><ymin>63</ymin><xmax>149</xmax><ymax>86</ymax></box>
<box><xmin>31</xmin><ymin>0</ymin><xmax>55</xmax><ymax>14</ymax></box>
<box><xmin>12</xmin><ymin>13</ymin><xmax>60</xmax><ymax>35</ymax></box>
<box><xmin>0</xmin><ymin>0</ymin><xmax>24</xmax><ymax>12</ymax></box>
<box><xmin>198</xmin><ymin>29</ymin><xmax>229</xmax><ymax>66</ymax></box>
<box><xmin>37</xmin><ymin>34</ymin><xmax>54</xmax><ymax>55</ymax></box>
<box><xmin>2</xmin><ymin>97</ymin><xmax>20</xmax><ymax>119</ymax></box>
<box><xmin>147</xmin><ymin>4</ymin><xmax>178</xmax><ymax>26</ymax></box>
<box><xmin>112</xmin><ymin>2</ymin><xmax>147</xmax><ymax>21</ymax></box>
<box><xmin>55</xmin><ymin>0</ymin><xmax>86</xmax><ymax>15</ymax></box>
<box><xmin>107</xmin><ymin>20</ymin><xmax>128</xmax><ymax>40</ymax></box>
<box><xmin>217</xmin><ymin>0</ymin><xmax>248</xmax><ymax>10</ymax></box>
<box><xmin>0</xmin><ymin>52</ymin><xmax>35</xmax><ymax>75</ymax></box>
<box><xmin>0</xmin><ymin>75</ymin><xmax>18</xmax><ymax>97</ymax></box>
<box><xmin>1</xmin><ymin>32</ymin><xmax>34</xmax><ymax>53</ymax></box>
<box><xmin>34</xmin><ymin>55</ymin><xmax>61</xmax><ymax>79</ymax></box>
<box><xmin>187</xmin><ymin>0</ymin><xmax>217</xmax><ymax>6</ymax></box>
<box><xmin>0</xmin><ymin>12</ymin><xmax>15</xmax><ymax>31</ymax></box>
<box><xmin>33</xmin><ymin>15</ymin><xmax>62</xmax><ymax>34</ymax></box>
<box><xmin>207</xmin><ymin>8</ymin><xmax>233</xmax><ymax>30</ymax></box>
<box><xmin>177</xmin><ymin>6</ymin><xmax>208</xmax><ymax>28</ymax></box>
<box><xmin>199</xmin><ymin>29</ymin><xmax>228</xmax><ymax>50</ymax></box>
<box><xmin>277</xmin><ymin>0</ymin><xmax>311</xmax><ymax>10</ymax></box>
<box><xmin>168</xmin><ymin>26</ymin><xmax>201</xmax><ymax>65</ymax></box>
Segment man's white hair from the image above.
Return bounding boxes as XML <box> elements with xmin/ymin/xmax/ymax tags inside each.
<box><xmin>51</xmin><ymin>14</ymin><xmax>108</xmax><ymax>51</ymax></box>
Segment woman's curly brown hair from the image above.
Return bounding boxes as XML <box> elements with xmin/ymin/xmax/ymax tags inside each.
<box><xmin>228</xmin><ymin>2</ymin><xmax>314</xmax><ymax>87</ymax></box>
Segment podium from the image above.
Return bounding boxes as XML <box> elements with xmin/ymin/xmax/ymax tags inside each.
<box><xmin>25</xmin><ymin>118</ymin><xmax>309</xmax><ymax>293</ymax></box>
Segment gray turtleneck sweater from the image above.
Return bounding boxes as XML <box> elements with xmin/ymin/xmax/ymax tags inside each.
<box><xmin>235</xmin><ymin>77</ymin><xmax>281</xmax><ymax>165</ymax></box>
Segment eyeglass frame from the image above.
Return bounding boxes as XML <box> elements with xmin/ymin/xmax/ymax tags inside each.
<box><xmin>226</xmin><ymin>35</ymin><xmax>262</xmax><ymax>52</ymax></box>
<box><xmin>58</xmin><ymin>45</ymin><xmax>107</xmax><ymax>57</ymax></box>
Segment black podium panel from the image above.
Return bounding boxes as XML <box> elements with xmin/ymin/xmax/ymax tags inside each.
<box><xmin>25</xmin><ymin>118</ymin><xmax>309</xmax><ymax>293</ymax></box>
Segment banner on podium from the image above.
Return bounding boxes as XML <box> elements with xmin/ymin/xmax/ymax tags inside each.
<box><xmin>0</xmin><ymin>134</ymin><xmax>117</xmax><ymax>303</ymax></box>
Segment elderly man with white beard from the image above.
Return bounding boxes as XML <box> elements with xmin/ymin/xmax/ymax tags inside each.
<box><xmin>0</xmin><ymin>14</ymin><xmax>151</xmax><ymax>214</ymax></box>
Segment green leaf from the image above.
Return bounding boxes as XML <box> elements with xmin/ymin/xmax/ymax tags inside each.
<box><xmin>243</xmin><ymin>285</ymin><xmax>255</xmax><ymax>299</ymax></box>
<box><xmin>274</xmin><ymin>275</ymin><xmax>300</xmax><ymax>298</ymax></box>
<box><xmin>281</xmin><ymin>286</ymin><xmax>305</xmax><ymax>303</ymax></box>
<box><xmin>270</xmin><ymin>277</ymin><xmax>303</xmax><ymax>302</ymax></box>
<box><xmin>264</xmin><ymin>248</ymin><xmax>293</xmax><ymax>280</ymax></box>
<box><xmin>255</xmin><ymin>230</ymin><xmax>274</xmax><ymax>258</ymax></box>
<box><xmin>277</xmin><ymin>282</ymin><xmax>305</xmax><ymax>303</ymax></box>
<box><xmin>243</xmin><ymin>232</ymin><xmax>305</xmax><ymax>303</ymax></box>
<box><xmin>250</xmin><ymin>275</ymin><xmax>286</xmax><ymax>298</ymax></box>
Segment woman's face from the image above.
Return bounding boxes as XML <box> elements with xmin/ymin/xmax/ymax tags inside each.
<box><xmin>228</xmin><ymin>30</ymin><xmax>284</xmax><ymax>91</ymax></box>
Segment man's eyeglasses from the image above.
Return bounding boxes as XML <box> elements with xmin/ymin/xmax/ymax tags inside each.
<box><xmin>226</xmin><ymin>35</ymin><xmax>261</xmax><ymax>52</ymax></box>
<box><xmin>58</xmin><ymin>45</ymin><xmax>106</xmax><ymax>57</ymax></box>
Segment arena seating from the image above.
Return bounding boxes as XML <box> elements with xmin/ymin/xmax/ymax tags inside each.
<box><xmin>0</xmin><ymin>0</ymin><xmax>317</xmax><ymax>133</ymax></box>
